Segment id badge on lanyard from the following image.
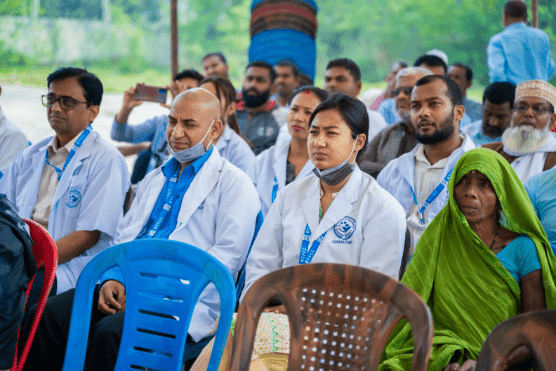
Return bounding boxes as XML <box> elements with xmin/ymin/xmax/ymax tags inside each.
<box><xmin>272</xmin><ymin>176</ymin><xmax>278</xmax><ymax>203</ymax></box>
<box><xmin>410</xmin><ymin>168</ymin><xmax>453</xmax><ymax>224</ymax></box>
<box><xmin>299</xmin><ymin>224</ymin><xmax>328</xmax><ymax>265</ymax></box>
<box><xmin>44</xmin><ymin>127</ymin><xmax>91</xmax><ymax>181</ymax></box>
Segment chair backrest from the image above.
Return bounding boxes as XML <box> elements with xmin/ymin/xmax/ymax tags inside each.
<box><xmin>235</xmin><ymin>210</ymin><xmax>264</xmax><ymax>303</ymax></box>
<box><xmin>62</xmin><ymin>239</ymin><xmax>236</xmax><ymax>371</ymax></box>
<box><xmin>11</xmin><ymin>219</ymin><xmax>58</xmax><ymax>371</ymax></box>
<box><xmin>475</xmin><ymin>309</ymin><xmax>556</xmax><ymax>371</ymax></box>
<box><xmin>229</xmin><ymin>263</ymin><xmax>433</xmax><ymax>371</ymax></box>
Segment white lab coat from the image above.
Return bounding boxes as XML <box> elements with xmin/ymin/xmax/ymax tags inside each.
<box><xmin>106</xmin><ymin>148</ymin><xmax>260</xmax><ymax>342</ymax></box>
<box><xmin>214</xmin><ymin>125</ymin><xmax>255</xmax><ymax>173</ymax></box>
<box><xmin>247</xmin><ymin>137</ymin><xmax>314</xmax><ymax>216</ymax></box>
<box><xmin>242</xmin><ymin>166</ymin><xmax>407</xmax><ymax>301</ymax></box>
<box><xmin>377</xmin><ymin>134</ymin><xmax>475</xmax><ymax>219</ymax></box>
<box><xmin>0</xmin><ymin>130</ymin><xmax>130</xmax><ymax>293</ymax></box>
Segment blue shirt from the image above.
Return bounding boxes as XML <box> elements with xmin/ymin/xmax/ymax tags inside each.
<box><xmin>111</xmin><ymin>115</ymin><xmax>169</xmax><ymax>174</ymax></box>
<box><xmin>526</xmin><ymin>168</ymin><xmax>556</xmax><ymax>254</ymax></box>
<box><xmin>377</xmin><ymin>98</ymin><xmax>400</xmax><ymax>126</ymax></box>
<box><xmin>496</xmin><ymin>235</ymin><xmax>541</xmax><ymax>283</ymax></box>
<box><xmin>488</xmin><ymin>22</ymin><xmax>555</xmax><ymax>85</ymax></box>
<box><xmin>462</xmin><ymin>120</ymin><xmax>501</xmax><ymax>147</ymax></box>
<box><xmin>136</xmin><ymin>147</ymin><xmax>214</xmax><ymax>239</ymax></box>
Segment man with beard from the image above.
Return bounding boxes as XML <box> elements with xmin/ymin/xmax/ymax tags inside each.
<box><xmin>378</xmin><ymin>75</ymin><xmax>475</xmax><ymax>252</ymax></box>
<box><xmin>272</xmin><ymin>59</ymin><xmax>300</xmax><ymax>109</ymax></box>
<box><xmin>358</xmin><ymin>67</ymin><xmax>432</xmax><ymax>178</ymax></box>
<box><xmin>483</xmin><ymin>79</ymin><xmax>556</xmax><ymax>183</ymax></box>
<box><xmin>323</xmin><ymin>58</ymin><xmax>387</xmax><ymax>141</ymax></box>
<box><xmin>237</xmin><ymin>61</ymin><xmax>288</xmax><ymax>155</ymax></box>
<box><xmin>462</xmin><ymin>82</ymin><xmax>516</xmax><ymax>146</ymax></box>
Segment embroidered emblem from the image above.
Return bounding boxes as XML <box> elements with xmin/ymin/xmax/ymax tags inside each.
<box><xmin>66</xmin><ymin>187</ymin><xmax>82</xmax><ymax>208</ymax></box>
<box><xmin>333</xmin><ymin>216</ymin><xmax>356</xmax><ymax>240</ymax></box>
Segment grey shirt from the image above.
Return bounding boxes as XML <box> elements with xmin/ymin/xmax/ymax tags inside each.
<box><xmin>237</xmin><ymin>106</ymin><xmax>288</xmax><ymax>155</ymax></box>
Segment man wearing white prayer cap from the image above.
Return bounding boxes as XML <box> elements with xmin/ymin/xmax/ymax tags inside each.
<box><xmin>483</xmin><ymin>79</ymin><xmax>556</xmax><ymax>183</ymax></box>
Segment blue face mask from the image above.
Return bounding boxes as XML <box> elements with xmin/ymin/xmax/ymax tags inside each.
<box><xmin>312</xmin><ymin>140</ymin><xmax>358</xmax><ymax>185</ymax></box>
<box><xmin>169</xmin><ymin>120</ymin><xmax>214</xmax><ymax>163</ymax></box>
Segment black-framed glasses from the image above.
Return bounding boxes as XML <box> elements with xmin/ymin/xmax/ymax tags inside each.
<box><xmin>393</xmin><ymin>87</ymin><xmax>413</xmax><ymax>97</ymax></box>
<box><xmin>41</xmin><ymin>95</ymin><xmax>90</xmax><ymax>110</ymax></box>
<box><xmin>515</xmin><ymin>104</ymin><xmax>550</xmax><ymax>115</ymax></box>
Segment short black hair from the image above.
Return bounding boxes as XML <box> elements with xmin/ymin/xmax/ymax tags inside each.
<box><xmin>414</xmin><ymin>75</ymin><xmax>463</xmax><ymax>107</ymax></box>
<box><xmin>173</xmin><ymin>69</ymin><xmax>204</xmax><ymax>83</ymax></box>
<box><xmin>309</xmin><ymin>93</ymin><xmax>369</xmax><ymax>159</ymax></box>
<box><xmin>47</xmin><ymin>67</ymin><xmax>103</xmax><ymax>106</ymax></box>
<box><xmin>298</xmin><ymin>73</ymin><xmax>314</xmax><ymax>86</ymax></box>
<box><xmin>450</xmin><ymin>63</ymin><xmax>473</xmax><ymax>81</ymax></box>
<box><xmin>326</xmin><ymin>58</ymin><xmax>361</xmax><ymax>82</ymax></box>
<box><xmin>549</xmin><ymin>103</ymin><xmax>554</xmax><ymax>114</ymax></box>
<box><xmin>202</xmin><ymin>52</ymin><xmax>227</xmax><ymax>65</ymax></box>
<box><xmin>288</xmin><ymin>85</ymin><xmax>328</xmax><ymax>106</ymax></box>
<box><xmin>246</xmin><ymin>60</ymin><xmax>276</xmax><ymax>84</ymax></box>
<box><xmin>413</xmin><ymin>55</ymin><xmax>447</xmax><ymax>75</ymax></box>
<box><xmin>274</xmin><ymin>59</ymin><xmax>300</xmax><ymax>77</ymax></box>
<box><xmin>482</xmin><ymin>82</ymin><xmax>517</xmax><ymax>109</ymax></box>
<box><xmin>504</xmin><ymin>0</ymin><xmax>527</xmax><ymax>19</ymax></box>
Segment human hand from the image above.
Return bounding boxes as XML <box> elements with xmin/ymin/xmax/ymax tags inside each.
<box><xmin>98</xmin><ymin>280</ymin><xmax>126</xmax><ymax>315</ymax></box>
<box><xmin>263</xmin><ymin>305</ymin><xmax>287</xmax><ymax>315</ymax></box>
<box><xmin>161</xmin><ymin>80</ymin><xmax>188</xmax><ymax>109</ymax></box>
<box><xmin>122</xmin><ymin>84</ymin><xmax>144</xmax><ymax>110</ymax></box>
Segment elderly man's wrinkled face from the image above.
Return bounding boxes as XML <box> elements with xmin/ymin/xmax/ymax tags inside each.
<box><xmin>502</xmin><ymin>96</ymin><xmax>556</xmax><ymax>154</ymax></box>
<box><xmin>454</xmin><ymin>170</ymin><xmax>499</xmax><ymax>226</ymax></box>
<box><xmin>394</xmin><ymin>74</ymin><xmax>425</xmax><ymax>124</ymax></box>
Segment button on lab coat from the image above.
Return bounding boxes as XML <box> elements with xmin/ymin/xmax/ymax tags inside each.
<box><xmin>104</xmin><ymin>148</ymin><xmax>260</xmax><ymax>342</ymax></box>
<box><xmin>0</xmin><ymin>131</ymin><xmax>130</xmax><ymax>293</ymax></box>
<box><xmin>247</xmin><ymin>137</ymin><xmax>314</xmax><ymax>216</ymax></box>
<box><xmin>242</xmin><ymin>166</ymin><xmax>407</xmax><ymax>301</ymax></box>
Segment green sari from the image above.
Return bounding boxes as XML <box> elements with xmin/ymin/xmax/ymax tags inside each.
<box><xmin>379</xmin><ymin>148</ymin><xmax>556</xmax><ymax>370</ymax></box>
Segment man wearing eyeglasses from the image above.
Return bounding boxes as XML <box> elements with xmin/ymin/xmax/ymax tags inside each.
<box><xmin>0</xmin><ymin>67</ymin><xmax>130</xmax><ymax>302</ymax></box>
<box><xmin>483</xmin><ymin>80</ymin><xmax>556</xmax><ymax>183</ymax></box>
<box><xmin>358</xmin><ymin>67</ymin><xmax>432</xmax><ymax>178</ymax></box>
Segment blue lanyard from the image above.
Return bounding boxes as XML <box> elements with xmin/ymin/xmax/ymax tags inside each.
<box><xmin>410</xmin><ymin>168</ymin><xmax>453</xmax><ymax>224</ymax></box>
<box><xmin>45</xmin><ymin>128</ymin><xmax>91</xmax><ymax>181</ymax></box>
<box><xmin>299</xmin><ymin>224</ymin><xmax>328</xmax><ymax>265</ymax></box>
<box><xmin>144</xmin><ymin>167</ymin><xmax>180</xmax><ymax>238</ymax></box>
<box><xmin>271</xmin><ymin>176</ymin><xmax>278</xmax><ymax>203</ymax></box>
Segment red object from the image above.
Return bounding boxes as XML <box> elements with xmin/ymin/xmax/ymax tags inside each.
<box><xmin>552</xmin><ymin>125</ymin><xmax>556</xmax><ymax>133</ymax></box>
<box><xmin>11</xmin><ymin>219</ymin><xmax>58</xmax><ymax>371</ymax></box>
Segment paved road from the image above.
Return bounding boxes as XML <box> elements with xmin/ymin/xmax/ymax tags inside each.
<box><xmin>1</xmin><ymin>83</ymin><xmax>170</xmax><ymax>170</ymax></box>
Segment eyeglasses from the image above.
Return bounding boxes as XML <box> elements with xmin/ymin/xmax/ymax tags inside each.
<box><xmin>393</xmin><ymin>87</ymin><xmax>413</xmax><ymax>97</ymax></box>
<box><xmin>42</xmin><ymin>95</ymin><xmax>90</xmax><ymax>110</ymax></box>
<box><xmin>515</xmin><ymin>104</ymin><xmax>550</xmax><ymax>115</ymax></box>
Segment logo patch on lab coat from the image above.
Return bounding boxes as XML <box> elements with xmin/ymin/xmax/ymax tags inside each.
<box><xmin>66</xmin><ymin>187</ymin><xmax>82</xmax><ymax>208</ymax></box>
<box><xmin>333</xmin><ymin>216</ymin><xmax>356</xmax><ymax>241</ymax></box>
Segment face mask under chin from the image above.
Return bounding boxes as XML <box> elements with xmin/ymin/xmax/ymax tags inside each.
<box><xmin>169</xmin><ymin>120</ymin><xmax>214</xmax><ymax>164</ymax></box>
<box><xmin>312</xmin><ymin>140</ymin><xmax>358</xmax><ymax>186</ymax></box>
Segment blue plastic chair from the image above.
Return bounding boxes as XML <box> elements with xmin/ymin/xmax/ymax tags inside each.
<box><xmin>62</xmin><ymin>239</ymin><xmax>236</xmax><ymax>371</ymax></box>
<box><xmin>182</xmin><ymin>210</ymin><xmax>264</xmax><ymax>365</ymax></box>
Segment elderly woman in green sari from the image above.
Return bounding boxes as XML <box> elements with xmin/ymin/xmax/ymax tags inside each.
<box><xmin>379</xmin><ymin>148</ymin><xmax>556</xmax><ymax>371</ymax></box>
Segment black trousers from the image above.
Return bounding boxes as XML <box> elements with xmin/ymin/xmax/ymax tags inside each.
<box><xmin>20</xmin><ymin>286</ymin><xmax>198</xmax><ymax>371</ymax></box>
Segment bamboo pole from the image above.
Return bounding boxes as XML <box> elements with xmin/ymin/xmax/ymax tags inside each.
<box><xmin>170</xmin><ymin>0</ymin><xmax>178</xmax><ymax>79</ymax></box>
<box><xmin>531</xmin><ymin>0</ymin><xmax>538</xmax><ymax>28</ymax></box>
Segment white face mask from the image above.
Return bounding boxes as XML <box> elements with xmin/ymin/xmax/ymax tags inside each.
<box><xmin>312</xmin><ymin>139</ymin><xmax>358</xmax><ymax>185</ymax></box>
<box><xmin>169</xmin><ymin>120</ymin><xmax>214</xmax><ymax>163</ymax></box>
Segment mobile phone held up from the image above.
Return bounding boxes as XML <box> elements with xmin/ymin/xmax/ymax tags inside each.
<box><xmin>135</xmin><ymin>84</ymin><xmax>168</xmax><ymax>103</ymax></box>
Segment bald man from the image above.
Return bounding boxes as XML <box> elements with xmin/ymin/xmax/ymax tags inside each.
<box><xmin>20</xmin><ymin>88</ymin><xmax>261</xmax><ymax>371</ymax></box>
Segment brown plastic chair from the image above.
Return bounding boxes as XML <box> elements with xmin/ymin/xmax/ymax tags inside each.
<box><xmin>228</xmin><ymin>263</ymin><xmax>433</xmax><ymax>371</ymax></box>
<box><xmin>475</xmin><ymin>309</ymin><xmax>556</xmax><ymax>371</ymax></box>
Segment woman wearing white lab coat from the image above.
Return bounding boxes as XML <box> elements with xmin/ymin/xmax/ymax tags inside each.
<box><xmin>243</xmin><ymin>93</ymin><xmax>407</xmax><ymax>302</ymax></box>
<box><xmin>200</xmin><ymin>77</ymin><xmax>255</xmax><ymax>173</ymax></box>
<box><xmin>248</xmin><ymin>86</ymin><xmax>328</xmax><ymax>216</ymax></box>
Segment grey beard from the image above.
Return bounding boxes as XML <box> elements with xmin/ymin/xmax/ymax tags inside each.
<box><xmin>501</xmin><ymin>123</ymin><xmax>551</xmax><ymax>155</ymax></box>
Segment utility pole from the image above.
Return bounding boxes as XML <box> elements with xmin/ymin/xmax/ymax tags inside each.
<box><xmin>531</xmin><ymin>0</ymin><xmax>538</xmax><ymax>28</ymax></box>
<box><xmin>103</xmin><ymin>0</ymin><xmax>111</xmax><ymax>23</ymax></box>
<box><xmin>32</xmin><ymin>0</ymin><xmax>40</xmax><ymax>18</ymax></box>
<box><xmin>171</xmin><ymin>0</ymin><xmax>178</xmax><ymax>79</ymax></box>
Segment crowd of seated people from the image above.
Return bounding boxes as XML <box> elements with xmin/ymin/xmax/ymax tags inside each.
<box><xmin>1</xmin><ymin>1</ymin><xmax>556</xmax><ymax>370</ymax></box>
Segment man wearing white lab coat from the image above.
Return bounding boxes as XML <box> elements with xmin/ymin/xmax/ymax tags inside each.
<box><xmin>19</xmin><ymin>88</ymin><xmax>260</xmax><ymax>371</ymax></box>
<box><xmin>378</xmin><ymin>75</ymin><xmax>475</xmax><ymax>253</ymax></box>
<box><xmin>0</xmin><ymin>67</ymin><xmax>130</xmax><ymax>297</ymax></box>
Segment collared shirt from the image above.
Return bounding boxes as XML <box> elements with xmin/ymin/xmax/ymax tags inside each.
<box><xmin>463</xmin><ymin>98</ymin><xmax>482</xmax><ymax>123</ymax></box>
<box><xmin>136</xmin><ymin>146</ymin><xmax>213</xmax><ymax>239</ymax></box>
<box><xmin>462</xmin><ymin>120</ymin><xmax>501</xmax><ymax>147</ymax></box>
<box><xmin>488</xmin><ymin>22</ymin><xmax>555</xmax><ymax>85</ymax></box>
<box><xmin>407</xmin><ymin>144</ymin><xmax>450</xmax><ymax>249</ymax></box>
<box><xmin>237</xmin><ymin>106</ymin><xmax>288</xmax><ymax>155</ymax></box>
<box><xmin>31</xmin><ymin>132</ymin><xmax>82</xmax><ymax>230</ymax></box>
